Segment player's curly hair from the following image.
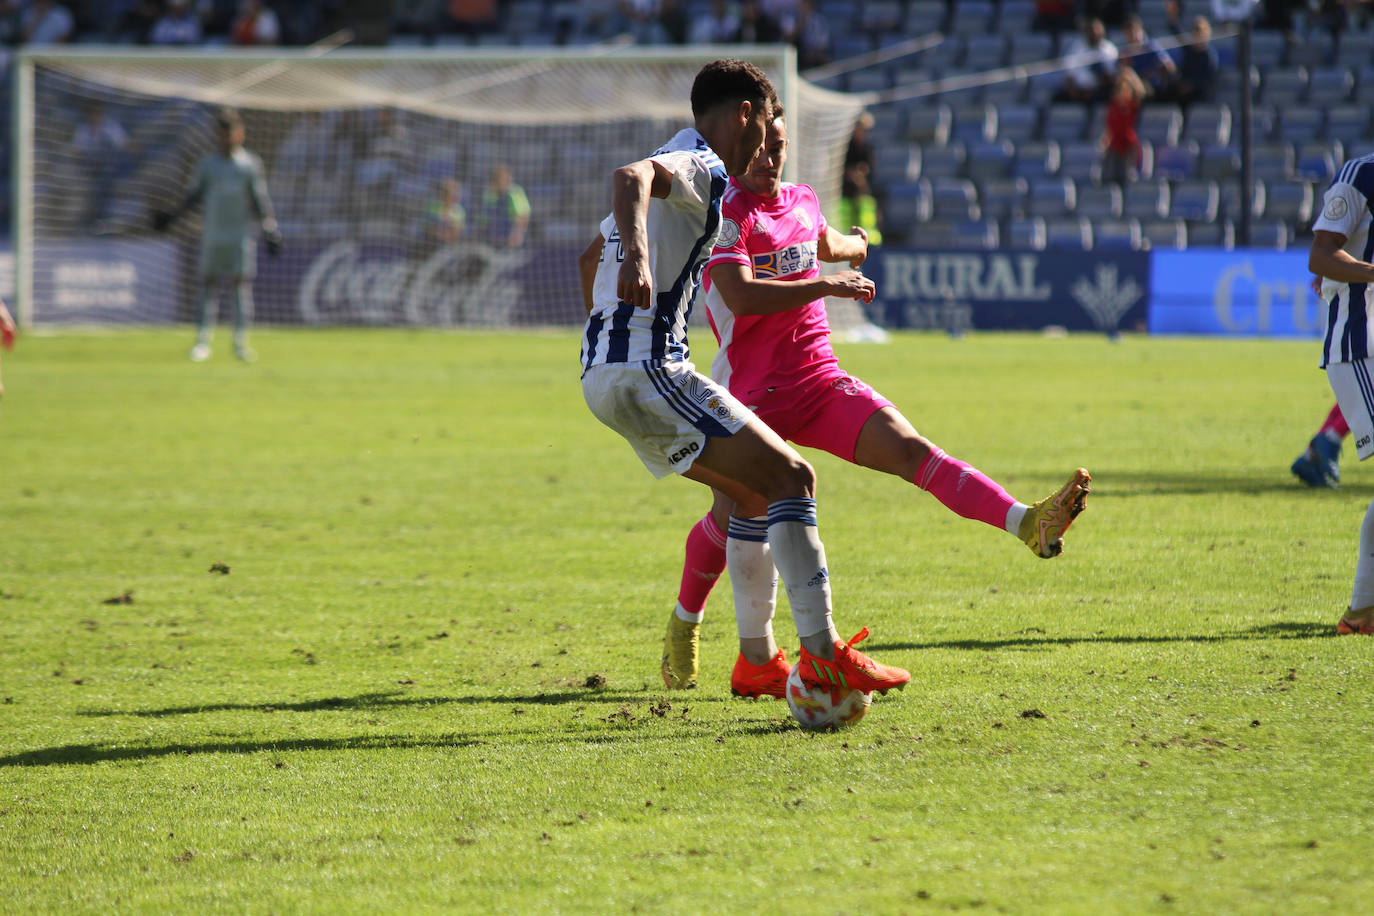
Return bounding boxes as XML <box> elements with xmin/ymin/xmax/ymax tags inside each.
<box><xmin>690</xmin><ymin>59</ymin><xmax>777</xmax><ymax>120</ymax></box>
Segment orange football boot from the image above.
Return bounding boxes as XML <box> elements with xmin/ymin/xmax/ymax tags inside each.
<box><xmin>796</xmin><ymin>627</ymin><xmax>909</xmax><ymax>695</ymax></box>
<box><xmin>730</xmin><ymin>650</ymin><xmax>789</xmax><ymax>699</ymax></box>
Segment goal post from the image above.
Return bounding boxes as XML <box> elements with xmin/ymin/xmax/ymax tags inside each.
<box><xmin>13</xmin><ymin>45</ymin><xmax>866</xmax><ymax>332</ymax></box>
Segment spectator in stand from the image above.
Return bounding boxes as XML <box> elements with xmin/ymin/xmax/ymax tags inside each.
<box><xmin>112</xmin><ymin>0</ymin><xmax>160</xmax><ymax>42</ymax></box>
<box><xmin>1120</xmin><ymin>13</ymin><xmax>1176</xmax><ymax>98</ymax></box>
<box><xmin>1033</xmin><ymin>0</ymin><xmax>1079</xmax><ymax>35</ymax></box>
<box><xmin>230</xmin><ymin>0</ymin><xmax>281</xmax><ymax>45</ymax></box>
<box><xmin>71</xmin><ymin>102</ymin><xmax>133</xmax><ymax>230</ymax></box>
<box><xmin>356</xmin><ymin>109</ymin><xmax>413</xmax><ymax>214</ymax></box>
<box><xmin>21</xmin><ymin>0</ymin><xmax>74</xmax><ymax>44</ymax></box>
<box><xmin>1100</xmin><ymin>63</ymin><xmax>1146</xmax><ymax>187</ymax></box>
<box><xmin>445</xmin><ymin>0</ymin><xmax>498</xmax><ymax>37</ymax></box>
<box><xmin>1082</xmin><ymin>0</ymin><xmax>1138</xmax><ymax>27</ymax></box>
<box><xmin>1311</xmin><ymin>0</ymin><xmax>1350</xmax><ymax>44</ymax></box>
<box><xmin>1168</xmin><ymin>15</ymin><xmax>1218</xmax><ymax>108</ymax></box>
<box><xmin>0</xmin><ymin>1</ymin><xmax>22</xmax><ymax>45</ymax></box>
<box><xmin>790</xmin><ymin>0</ymin><xmax>830</xmax><ymax>70</ymax></box>
<box><xmin>844</xmin><ymin>110</ymin><xmax>876</xmax><ymax>189</ymax></box>
<box><xmin>735</xmin><ymin>0</ymin><xmax>783</xmax><ymax>43</ymax></box>
<box><xmin>1260</xmin><ymin>0</ymin><xmax>1303</xmax><ymax>38</ymax></box>
<box><xmin>841</xmin><ymin>113</ymin><xmax>883</xmax><ymax>245</ymax></box>
<box><xmin>656</xmin><ymin>0</ymin><xmax>689</xmax><ymax>43</ymax></box>
<box><xmin>474</xmin><ymin>165</ymin><xmax>530</xmax><ymax>249</ymax></box>
<box><xmin>150</xmin><ymin>0</ymin><xmax>204</xmax><ymax>45</ymax></box>
<box><xmin>1054</xmin><ymin>16</ymin><xmax>1119</xmax><ymax>103</ymax></box>
<box><xmin>688</xmin><ymin>0</ymin><xmax>739</xmax><ymax>44</ymax></box>
<box><xmin>618</xmin><ymin>0</ymin><xmax>669</xmax><ymax>43</ymax></box>
<box><xmin>417</xmin><ymin>177</ymin><xmax>466</xmax><ymax>254</ymax></box>
<box><xmin>1163</xmin><ymin>0</ymin><xmax>1185</xmax><ymax>34</ymax></box>
<box><xmin>394</xmin><ymin>0</ymin><xmax>445</xmax><ymax>38</ymax></box>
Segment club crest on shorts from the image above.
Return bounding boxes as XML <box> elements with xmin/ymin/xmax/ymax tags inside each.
<box><xmin>705</xmin><ymin>396</ymin><xmax>734</xmax><ymax>420</ymax></box>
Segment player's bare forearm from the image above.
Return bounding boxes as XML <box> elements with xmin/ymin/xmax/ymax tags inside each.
<box><xmin>818</xmin><ymin>225</ymin><xmax>868</xmax><ymax>268</ymax></box>
<box><xmin>710</xmin><ymin>263</ymin><xmax>875</xmax><ymax>316</ymax></box>
<box><xmin>579</xmin><ymin>236</ymin><xmax>604</xmax><ymax>313</ymax></box>
<box><xmin>611</xmin><ymin>159</ymin><xmax>671</xmax><ymax>309</ymax></box>
<box><xmin>1310</xmin><ymin>231</ymin><xmax>1374</xmax><ymax>284</ymax></box>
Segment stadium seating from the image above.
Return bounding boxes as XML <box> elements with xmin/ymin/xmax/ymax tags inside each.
<box><xmin>1075</xmin><ymin>183</ymin><xmax>1123</xmax><ymax>220</ymax></box>
<box><xmin>1095</xmin><ymin>219</ymin><xmax>1143</xmax><ymax>250</ymax></box>
<box><xmin>978</xmin><ymin>177</ymin><xmax>1029</xmax><ymax>222</ymax></box>
<box><xmin>965</xmin><ymin>139</ymin><xmax>1016</xmax><ymax>181</ymax></box>
<box><xmin>1045</xmin><ymin>217</ymin><xmax>1093</xmax><ymax>249</ymax></box>
<box><xmin>11</xmin><ymin>0</ymin><xmax>1367</xmax><ymax>257</ymax></box>
<box><xmin>1170</xmin><ymin>180</ymin><xmax>1221</xmax><ymax>222</ymax></box>
<box><xmin>1123</xmin><ymin>180</ymin><xmax>1171</xmax><ymax>221</ymax></box>
<box><xmin>1187</xmin><ymin>219</ymin><xmax>1236</xmax><ymax>249</ymax></box>
<box><xmin>1028</xmin><ymin>177</ymin><xmax>1076</xmax><ymax>219</ymax></box>
<box><xmin>1005</xmin><ymin>216</ymin><xmax>1047</xmax><ymax>250</ymax></box>
<box><xmin>1143</xmin><ymin>219</ymin><xmax>1188</xmax><ymax>250</ymax></box>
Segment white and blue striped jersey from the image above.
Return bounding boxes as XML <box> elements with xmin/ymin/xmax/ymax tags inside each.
<box><xmin>1313</xmin><ymin>154</ymin><xmax>1374</xmax><ymax>367</ymax></box>
<box><xmin>580</xmin><ymin>128</ymin><xmax>729</xmax><ymax>374</ymax></box>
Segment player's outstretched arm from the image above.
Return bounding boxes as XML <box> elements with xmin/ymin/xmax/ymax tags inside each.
<box><xmin>611</xmin><ymin>158</ymin><xmax>673</xmax><ymax>309</ymax></box>
<box><xmin>709</xmin><ymin>262</ymin><xmax>874</xmax><ymax>317</ymax></box>
<box><xmin>1309</xmin><ymin>230</ymin><xmax>1374</xmax><ymax>284</ymax></box>
<box><xmin>579</xmin><ymin>235</ymin><xmax>605</xmax><ymax>314</ymax></box>
<box><xmin>818</xmin><ymin>225</ymin><xmax>868</xmax><ymax>268</ymax></box>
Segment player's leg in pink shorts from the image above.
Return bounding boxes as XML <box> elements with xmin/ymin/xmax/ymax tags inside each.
<box><xmin>749</xmin><ymin>369</ymin><xmax>892</xmax><ymax>463</ymax></box>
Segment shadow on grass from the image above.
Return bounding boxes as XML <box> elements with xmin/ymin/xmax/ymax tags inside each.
<box><xmin>0</xmin><ymin>733</ymin><xmax>483</xmax><ymax>768</ymax></box>
<box><xmin>878</xmin><ymin>621</ymin><xmax>1336</xmax><ymax>652</ymax></box>
<box><xmin>78</xmin><ymin>689</ymin><xmax>729</xmax><ymax>719</ymax></box>
<box><xmin>4</xmin><ymin>716</ymin><xmax>799</xmax><ymax>768</ymax></box>
<box><xmin>1091</xmin><ymin>470</ymin><xmax>1374</xmax><ymax>498</ymax></box>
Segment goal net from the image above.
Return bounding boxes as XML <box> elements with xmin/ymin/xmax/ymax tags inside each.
<box><xmin>14</xmin><ymin>45</ymin><xmax>866</xmax><ymax>332</ymax></box>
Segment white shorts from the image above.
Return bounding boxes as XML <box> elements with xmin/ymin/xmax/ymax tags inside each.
<box><xmin>582</xmin><ymin>359</ymin><xmax>753</xmax><ymax>478</ymax></box>
<box><xmin>1328</xmin><ymin>358</ymin><xmax>1374</xmax><ymax>460</ymax></box>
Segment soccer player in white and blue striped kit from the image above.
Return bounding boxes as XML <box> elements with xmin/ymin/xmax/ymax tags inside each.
<box><xmin>579</xmin><ymin>59</ymin><xmax>909</xmax><ymax>695</ymax></box>
<box><xmin>1308</xmin><ymin>152</ymin><xmax>1374</xmax><ymax>633</ymax></box>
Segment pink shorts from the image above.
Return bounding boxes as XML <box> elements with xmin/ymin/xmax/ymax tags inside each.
<box><xmin>740</xmin><ymin>370</ymin><xmax>893</xmax><ymax>463</ymax></box>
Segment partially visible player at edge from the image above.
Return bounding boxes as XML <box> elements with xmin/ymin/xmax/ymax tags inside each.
<box><xmin>1291</xmin><ymin>402</ymin><xmax>1348</xmax><ymax>488</ymax></box>
<box><xmin>663</xmin><ymin>114</ymin><xmax>1091</xmax><ymax>695</ymax></box>
<box><xmin>154</xmin><ymin>107</ymin><xmax>281</xmax><ymax>363</ymax></box>
<box><xmin>578</xmin><ymin>59</ymin><xmax>909</xmax><ymax>695</ymax></box>
<box><xmin>1306</xmin><ymin>151</ymin><xmax>1374</xmax><ymax>634</ymax></box>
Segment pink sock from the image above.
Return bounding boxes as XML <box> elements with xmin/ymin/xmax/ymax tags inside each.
<box><xmin>1321</xmin><ymin>403</ymin><xmax>1349</xmax><ymax>439</ymax></box>
<box><xmin>914</xmin><ymin>447</ymin><xmax>1017</xmax><ymax>530</ymax></box>
<box><xmin>675</xmin><ymin>513</ymin><xmax>727</xmax><ymax>621</ymax></box>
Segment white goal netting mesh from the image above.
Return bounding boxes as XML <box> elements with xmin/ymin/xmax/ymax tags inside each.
<box><xmin>18</xmin><ymin>47</ymin><xmax>865</xmax><ymax>330</ymax></box>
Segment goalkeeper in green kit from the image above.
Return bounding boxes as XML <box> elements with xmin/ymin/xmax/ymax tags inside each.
<box><xmin>154</xmin><ymin>107</ymin><xmax>281</xmax><ymax>363</ymax></box>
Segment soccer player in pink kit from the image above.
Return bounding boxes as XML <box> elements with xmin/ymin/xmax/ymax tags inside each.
<box><xmin>660</xmin><ymin>114</ymin><xmax>1092</xmax><ymax>695</ymax></box>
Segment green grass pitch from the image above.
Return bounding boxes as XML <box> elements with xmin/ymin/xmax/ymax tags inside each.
<box><xmin>3</xmin><ymin>328</ymin><xmax>1373</xmax><ymax>913</ymax></box>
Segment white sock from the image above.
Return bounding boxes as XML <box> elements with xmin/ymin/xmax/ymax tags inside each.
<box><xmin>727</xmin><ymin>516</ymin><xmax>777</xmax><ymax>639</ymax></box>
<box><xmin>673</xmin><ymin>602</ymin><xmax>702</xmax><ymax>624</ymax></box>
<box><xmin>766</xmin><ymin>498</ymin><xmax>833</xmax><ymax>640</ymax></box>
<box><xmin>1004</xmin><ymin>502</ymin><xmax>1029</xmax><ymax>536</ymax></box>
<box><xmin>1351</xmin><ymin>498</ymin><xmax>1374</xmax><ymax>610</ymax></box>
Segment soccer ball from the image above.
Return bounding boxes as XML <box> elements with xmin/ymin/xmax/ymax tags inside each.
<box><xmin>784</xmin><ymin>663</ymin><xmax>872</xmax><ymax>730</ymax></box>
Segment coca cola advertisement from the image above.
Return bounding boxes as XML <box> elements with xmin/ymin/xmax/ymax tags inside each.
<box><xmin>259</xmin><ymin>239</ymin><xmax>585</xmax><ymax>327</ymax></box>
<box><xmin>31</xmin><ymin>237</ymin><xmax>587</xmax><ymax>327</ymax></box>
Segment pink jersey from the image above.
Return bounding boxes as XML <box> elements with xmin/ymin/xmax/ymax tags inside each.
<box><xmin>704</xmin><ymin>180</ymin><xmax>837</xmax><ymax>398</ymax></box>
